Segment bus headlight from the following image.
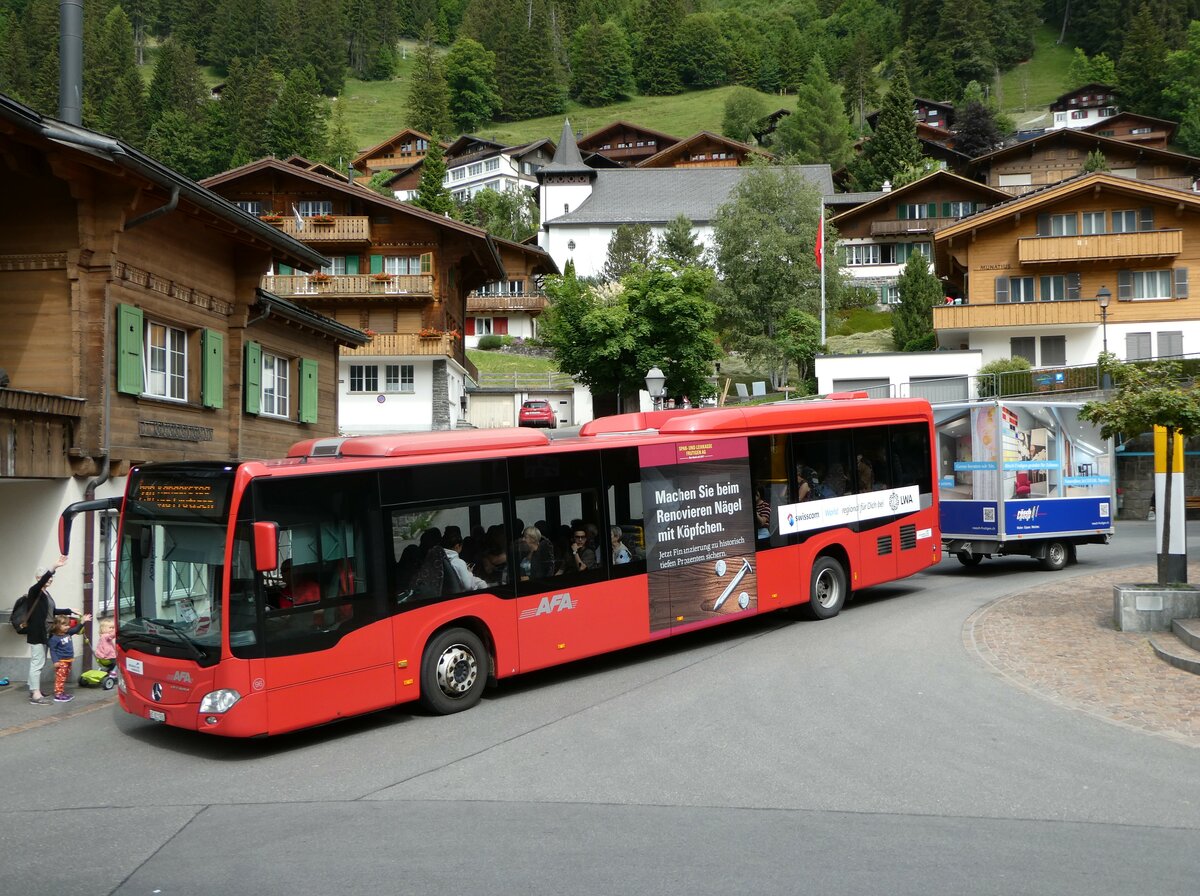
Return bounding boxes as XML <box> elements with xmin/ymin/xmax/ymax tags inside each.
<box><xmin>199</xmin><ymin>689</ymin><xmax>242</xmax><ymax>714</ymax></box>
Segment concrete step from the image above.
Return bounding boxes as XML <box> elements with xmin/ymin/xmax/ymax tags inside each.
<box><xmin>1149</xmin><ymin>628</ymin><xmax>1200</xmax><ymax>675</ymax></box>
<box><xmin>1173</xmin><ymin>617</ymin><xmax>1200</xmax><ymax>652</ymax></box>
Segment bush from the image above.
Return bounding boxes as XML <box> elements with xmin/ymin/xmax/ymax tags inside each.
<box><xmin>477</xmin><ymin>334</ymin><xmax>504</xmax><ymax>350</ymax></box>
<box><xmin>977</xmin><ymin>356</ymin><xmax>1032</xmax><ymax>397</ymax></box>
<box><xmin>903</xmin><ymin>332</ymin><xmax>938</xmax><ymax>352</ymax></box>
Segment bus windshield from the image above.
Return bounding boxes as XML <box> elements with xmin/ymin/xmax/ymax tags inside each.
<box><xmin>116</xmin><ymin>467</ymin><xmax>239</xmax><ymax>666</ymax></box>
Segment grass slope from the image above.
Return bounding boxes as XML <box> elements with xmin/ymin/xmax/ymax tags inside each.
<box><xmin>997</xmin><ymin>23</ymin><xmax>1076</xmax><ymax>129</ymax></box>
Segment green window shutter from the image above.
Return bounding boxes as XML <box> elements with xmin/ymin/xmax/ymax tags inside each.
<box><xmin>370</xmin><ymin>255</ymin><xmax>384</xmax><ymax>274</ymax></box>
<box><xmin>298</xmin><ymin>358</ymin><xmax>318</xmax><ymax>423</ymax></box>
<box><xmin>420</xmin><ymin>252</ymin><xmax>432</xmax><ymax>274</ymax></box>
<box><xmin>244</xmin><ymin>340</ymin><xmax>261</xmax><ymax>415</ymax></box>
<box><xmin>116</xmin><ymin>303</ymin><xmax>144</xmax><ymax>395</ymax></box>
<box><xmin>202</xmin><ymin>329</ymin><xmax>224</xmax><ymax>408</ymax></box>
<box><xmin>926</xmin><ymin>203</ymin><xmax>936</xmax><ymax>218</ymax></box>
<box><xmin>941</xmin><ymin>202</ymin><xmax>951</xmax><ymax>217</ymax></box>
<box><xmin>346</xmin><ymin>255</ymin><xmax>360</xmax><ymax>275</ymax></box>
<box><xmin>278</xmin><ymin>263</ymin><xmax>293</xmax><ymax>275</ymax></box>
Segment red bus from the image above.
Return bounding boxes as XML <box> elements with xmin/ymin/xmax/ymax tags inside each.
<box><xmin>60</xmin><ymin>397</ymin><xmax>939</xmax><ymax>737</ymax></box>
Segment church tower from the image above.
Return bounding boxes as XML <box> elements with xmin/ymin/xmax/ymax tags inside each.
<box><xmin>537</xmin><ymin>120</ymin><xmax>597</xmax><ymax>250</ymax></box>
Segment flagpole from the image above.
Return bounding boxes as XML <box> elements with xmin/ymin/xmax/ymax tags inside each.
<box><xmin>818</xmin><ymin>195</ymin><xmax>826</xmax><ymax>345</ymax></box>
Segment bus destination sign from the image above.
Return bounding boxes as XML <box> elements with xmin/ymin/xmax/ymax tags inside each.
<box><xmin>130</xmin><ymin>474</ymin><xmax>232</xmax><ymax>519</ymax></box>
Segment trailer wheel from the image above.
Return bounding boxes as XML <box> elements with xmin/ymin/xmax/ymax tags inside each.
<box><xmin>803</xmin><ymin>557</ymin><xmax>847</xmax><ymax>620</ymax></box>
<box><xmin>419</xmin><ymin>627</ymin><xmax>488</xmax><ymax>715</ymax></box>
<box><xmin>956</xmin><ymin>552</ymin><xmax>983</xmax><ymax>567</ymax></box>
<box><xmin>1040</xmin><ymin>541</ymin><xmax>1068</xmax><ymax>571</ymax></box>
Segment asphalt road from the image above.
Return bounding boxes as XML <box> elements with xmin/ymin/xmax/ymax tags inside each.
<box><xmin>3</xmin><ymin>521</ymin><xmax>1198</xmax><ymax>895</ymax></box>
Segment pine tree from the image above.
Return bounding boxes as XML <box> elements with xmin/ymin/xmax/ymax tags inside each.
<box><xmin>721</xmin><ymin>87</ymin><xmax>768</xmax><ymax>144</ymax></box>
<box><xmin>324</xmin><ymin>100</ymin><xmax>358</xmax><ymax>173</ymax></box>
<box><xmin>1081</xmin><ymin>149</ymin><xmax>1110</xmax><ymax>173</ymax></box>
<box><xmin>634</xmin><ymin>0</ymin><xmax>684</xmax><ymax>96</ymax></box>
<box><xmin>860</xmin><ymin>66</ymin><xmax>923</xmax><ymax>190</ymax></box>
<box><xmin>267</xmin><ymin>65</ymin><xmax>328</xmax><ymax>160</ymax></box>
<box><xmin>892</xmin><ymin>252</ymin><xmax>941</xmax><ymax>352</ymax></box>
<box><xmin>296</xmin><ymin>0</ymin><xmax>348</xmax><ymax>95</ymax></box>
<box><xmin>446</xmin><ymin>37</ymin><xmax>502</xmax><ymax>132</ymax></box>
<box><xmin>407</xmin><ymin>26</ymin><xmax>451</xmax><ymax>136</ymax></box>
<box><xmin>212</xmin><ymin>56</ymin><xmax>279</xmax><ymax>170</ymax></box>
<box><xmin>88</xmin><ymin>7</ymin><xmax>147</xmax><ymax>144</ymax></box>
<box><xmin>773</xmin><ymin>56</ymin><xmax>853</xmax><ymax>168</ymax></box>
<box><xmin>570</xmin><ymin>19</ymin><xmax>635</xmax><ymax>106</ymax></box>
<box><xmin>146</xmin><ymin>39</ymin><xmax>208</xmax><ymax>127</ymax></box>
<box><xmin>21</xmin><ymin>0</ymin><xmax>61</xmax><ymax>115</ymax></box>
<box><xmin>412</xmin><ymin>137</ymin><xmax>455</xmax><ymax>215</ymax></box>
<box><xmin>938</xmin><ymin>0</ymin><xmax>995</xmax><ymax>93</ymax></box>
<box><xmin>953</xmin><ymin>100</ymin><xmax>1003</xmax><ymax>158</ymax></box>
<box><xmin>1118</xmin><ymin>4</ymin><xmax>1168</xmax><ymax>118</ymax></box>
<box><xmin>656</xmin><ymin>214</ymin><xmax>704</xmax><ymax>268</ymax></box>
<box><xmin>147</xmin><ymin>108</ymin><xmax>210</xmax><ymax>179</ymax></box>
<box><xmin>502</xmin><ymin>0</ymin><xmax>566</xmax><ymax>119</ymax></box>
<box><xmin>603</xmin><ymin>224</ymin><xmax>654</xmax><ymax>281</ymax></box>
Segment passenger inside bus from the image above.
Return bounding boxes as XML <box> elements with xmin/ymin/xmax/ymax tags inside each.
<box><xmin>271</xmin><ymin>560</ymin><xmax>321</xmax><ymax>609</ymax></box>
<box><xmin>518</xmin><ymin>526</ymin><xmax>555</xmax><ymax>580</ymax></box>
<box><xmin>442</xmin><ymin>529</ymin><xmax>488</xmax><ymax>593</ymax></box>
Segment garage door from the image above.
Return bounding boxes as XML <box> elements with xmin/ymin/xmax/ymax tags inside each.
<box><xmin>831</xmin><ymin>378</ymin><xmax>890</xmax><ymax>398</ymax></box>
<box><xmin>910</xmin><ymin>375</ymin><xmax>968</xmax><ymax>403</ymax></box>
<box><xmin>469</xmin><ymin>394</ymin><xmax>516</xmax><ymax>428</ymax></box>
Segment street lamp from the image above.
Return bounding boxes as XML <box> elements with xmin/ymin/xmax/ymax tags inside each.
<box><xmin>1097</xmin><ymin>285</ymin><xmax>1112</xmax><ymax>389</ymax></box>
<box><xmin>645</xmin><ymin>366</ymin><xmax>666</xmax><ymax>411</ymax></box>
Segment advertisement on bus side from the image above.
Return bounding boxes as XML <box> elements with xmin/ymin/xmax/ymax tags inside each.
<box><xmin>640</xmin><ymin>438</ymin><xmax>758</xmax><ymax>633</ymax></box>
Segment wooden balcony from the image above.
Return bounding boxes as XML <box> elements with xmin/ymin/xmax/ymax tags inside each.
<box><xmin>1018</xmin><ymin>229</ymin><xmax>1182</xmax><ymax>264</ymax></box>
<box><xmin>870</xmin><ymin>217</ymin><xmax>959</xmax><ymax>235</ymax></box>
<box><xmin>341</xmin><ymin>332</ymin><xmax>461</xmax><ymax>357</ymax></box>
<box><xmin>262</xmin><ymin>215</ymin><xmax>371</xmax><ymax>244</ymax></box>
<box><xmin>466</xmin><ymin>292</ymin><xmax>548</xmax><ymax>313</ymax></box>
<box><xmin>0</xmin><ymin>388</ymin><xmax>86</xmax><ymax>478</ymax></box>
<box><xmin>934</xmin><ymin>299</ymin><xmax>1100</xmax><ymax>330</ymax></box>
<box><xmin>262</xmin><ymin>274</ymin><xmax>434</xmax><ymax>300</ymax></box>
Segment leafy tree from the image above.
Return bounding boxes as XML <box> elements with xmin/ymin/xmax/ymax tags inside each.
<box><xmin>1081</xmin><ymin>148</ymin><xmax>1109</xmax><ymax>172</ymax></box>
<box><xmin>677</xmin><ymin>13</ymin><xmax>727</xmax><ymax>90</ymax></box>
<box><xmin>656</xmin><ymin>214</ymin><xmax>704</xmax><ymax>268</ymax></box>
<box><xmin>891</xmin><ymin>158</ymin><xmax>942</xmax><ymax>188</ymax></box>
<box><xmin>1081</xmin><ymin>359</ymin><xmax>1200</xmax><ymax>584</ymax></box>
<box><xmin>446</xmin><ymin>37</ymin><xmax>502</xmax><ymax>132</ymax></box>
<box><xmin>721</xmin><ymin>86</ymin><xmax>768</xmax><ymax>144</ymax></box>
<box><xmin>1163</xmin><ymin>20</ymin><xmax>1200</xmax><ymax>154</ymax></box>
<box><xmin>540</xmin><ymin>261</ymin><xmax>720</xmax><ymax>408</ymax></box>
<box><xmin>953</xmin><ymin>99</ymin><xmax>1004</xmax><ymax>158</ymax></box>
<box><xmin>366</xmin><ymin>169</ymin><xmax>397</xmax><ymax>196</ymax></box>
<box><xmin>267</xmin><ymin>65</ymin><xmax>327</xmax><ymax>160</ymax></box>
<box><xmin>407</xmin><ymin>26</ymin><xmax>452</xmax><ymax>137</ymax></box>
<box><xmin>570</xmin><ymin>19</ymin><xmax>635</xmax><ymax>106</ymax></box>
<box><xmin>777</xmin><ymin>307</ymin><xmax>822</xmax><ymax>390</ymax></box>
<box><xmin>633</xmin><ymin>0</ymin><xmax>684</xmax><ymax>95</ymax></box>
<box><xmin>855</xmin><ymin>66</ymin><xmax>923</xmax><ymax>190</ymax></box>
<box><xmin>412</xmin><ymin>136</ymin><xmax>455</xmax><ymax>215</ymax></box>
<box><xmin>711</xmin><ymin>166</ymin><xmax>843</xmax><ymax>389</ymax></box>
<box><xmin>324</xmin><ymin>99</ymin><xmax>359</xmax><ymax>172</ymax></box>
<box><xmin>891</xmin><ymin>252</ymin><xmax>941</xmax><ymax>351</ymax></box>
<box><xmin>1117</xmin><ymin>4</ymin><xmax>1168</xmax><ymax>118</ymax></box>
<box><xmin>603</xmin><ymin>224</ymin><xmax>654</xmax><ymax>281</ymax></box>
<box><xmin>772</xmin><ymin>56</ymin><xmax>853</xmax><ymax>168</ymax></box>
<box><xmin>461</xmin><ymin>186</ymin><xmax>539</xmax><ymax>241</ymax></box>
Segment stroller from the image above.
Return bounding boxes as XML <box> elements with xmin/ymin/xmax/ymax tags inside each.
<box><xmin>78</xmin><ymin>627</ymin><xmax>117</xmax><ymax>690</ymax></box>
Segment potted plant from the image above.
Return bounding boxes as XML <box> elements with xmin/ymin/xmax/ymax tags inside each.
<box><xmin>311</xmin><ymin>213</ymin><xmax>336</xmax><ymax>225</ymax></box>
<box><xmin>310</xmin><ymin>272</ymin><xmax>334</xmax><ymax>283</ymax></box>
<box><xmin>418</xmin><ymin>327</ymin><xmax>443</xmax><ymax>339</ymax></box>
<box><xmin>259</xmin><ymin>212</ymin><xmax>283</xmax><ymax>224</ymax></box>
<box><xmin>372</xmin><ymin>272</ymin><xmax>393</xmax><ymax>282</ymax></box>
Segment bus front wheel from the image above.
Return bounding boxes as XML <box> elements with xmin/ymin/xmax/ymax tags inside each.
<box><xmin>420</xmin><ymin>627</ymin><xmax>488</xmax><ymax>714</ymax></box>
<box><xmin>804</xmin><ymin>557</ymin><xmax>847</xmax><ymax>620</ymax></box>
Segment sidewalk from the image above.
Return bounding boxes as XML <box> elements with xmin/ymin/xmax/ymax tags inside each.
<box><xmin>965</xmin><ymin>562</ymin><xmax>1200</xmax><ymax>748</ymax></box>
<box><xmin>0</xmin><ymin>673</ymin><xmax>116</xmax><ymax>737</ymax></box>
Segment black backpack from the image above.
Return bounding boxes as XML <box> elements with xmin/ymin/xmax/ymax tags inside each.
<box><xmin>10</xmin><ymin>592</ymin><xmax>44</xmax><ymax>633</ymax></box>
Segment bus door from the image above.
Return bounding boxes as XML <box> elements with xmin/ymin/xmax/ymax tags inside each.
<box><xmin>251</xmin><ymin>476</ymin><xmax>394</xmax><ymax>731</ymax></box>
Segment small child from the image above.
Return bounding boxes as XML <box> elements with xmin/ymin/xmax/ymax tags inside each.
<box><xmin>94</xmin><ymin>618</ymin><xmax>117</xmax><ymax>671</ymax></box>
<box><xmin>47</xmin><ymin>612</ymin><xmax>92</xmax><ymax>703</ymax></box>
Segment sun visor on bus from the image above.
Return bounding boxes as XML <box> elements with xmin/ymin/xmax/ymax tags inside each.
<box><xmin>288</xmin><ymin>428</ymin><xmax>551</xmax><ymax>459</ymax></box>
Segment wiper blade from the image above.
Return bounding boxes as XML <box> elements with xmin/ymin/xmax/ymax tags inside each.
<box><xmin>143</xmin><ymin>618</ymin><xmax>206</xmax><ymax>661</ymax></box>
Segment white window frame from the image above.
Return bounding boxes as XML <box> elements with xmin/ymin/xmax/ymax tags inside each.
<box><xmin>261</xmin><ymin>351</ymin><xmax>290</xmax><ymax>418</ymax></box>
<box><xmin>468</xmin><ymin>162</ymin><xmax>483</xmax><ymax>176</ymax></box>
<box><xmin>1049</xmin><ymin>214</ymin><xmax>1077</xmax><ymax>236</ymax></box>
<box><xmin>236</xmin><ymin>200</ymin><xmax>262</xmax><ymax>216</ymax></box>
<box><xmin>1082</xmin><ymin>211</ymin><xmax>1106</xmax><ymax>234</ymax></box>
<box><xmin>1132</xmin><ymin>270</ymin><xmax>1173</xmax><ymax>300</ymax></box>
<box><xmin>384</xmin><ymin>255</ymin><xmax>421</xmax><ymax>276</ymax></box>
<box><xmin>144</xmin><ymin>321</ymin><xmax>187</xmax><ymax>401</ymax></box>
<box><xmin>1011</xmin><ymin>277</ymin><xmax>1036</xmax><ymax>303</ymax></box>
<box><xmin>386</xmin><ymin>364</ymin><xmax>415</xmax><ymax>394</ymax></box>
<box><xmin>484</xmin><ymin>158</ymin><xmax>500</xmax><ymax>172</ymax></box>
<box><xmin>1112</xmin><ymin>210</ymin><xmax>1137</xmax><ymax>233</ymax></box>
<box><xmin>845</xmin><ymin>244</ymin><xmax>881</xmax><ymax>266</ymax></box>
<box><xmin>297</xmin><ymin>200</ymin><xmax>332</xmax><ymax>217</ymax></box>
<box><xmin>475</xmin><ymin>317</ymin><xmax>494</xmax><ymax>336</ymax></box>
<box><xmin>349</xmin><ymin>364</ymin><xmax>379</xmax><ymax>393</ymax></box>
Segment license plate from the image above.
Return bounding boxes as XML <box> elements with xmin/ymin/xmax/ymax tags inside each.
<box><xmin>149</xmin><ymin>709</ymin><xmax>166</xmax><ymax>722</ymax></box>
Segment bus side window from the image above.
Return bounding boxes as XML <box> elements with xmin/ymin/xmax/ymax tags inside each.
<box><xmin>602</xmin><ymin>447</ymin><xmax>647</xmax><ymax>577</ymax></box>
<box><xmin>749</xmin><ymin>435</ymin><xmax>788</xmax><ymax>546</ymax></box>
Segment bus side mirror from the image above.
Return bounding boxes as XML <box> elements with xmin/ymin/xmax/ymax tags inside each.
<box><xmin>252</xmin><ymin>522</ymin><xmax>279</xmax><ymax>573</ymax></box>
<box><xmin>59</xmin><ymin>496</ymin><xmax>123</xmax><ymax>555</ymax></box>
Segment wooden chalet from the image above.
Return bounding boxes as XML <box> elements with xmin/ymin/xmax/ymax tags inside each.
<box><xmin>962</xmin><ymin>129</ymin><xmax>1200</xmax><ymax>196</ymax></box>
<box><xmin>350</xmin><ymin>129</ymin><xmax>443</xmax><ymax>183</ymax></box>
<box><xmin>465</xmin><ymin>238</ymin><xmax>558</xmax><ymax>345</ymax></box>
<box><xmin>577</xmin><ymin>121</ymin><xmax>681</xmax><ymax>167</ymax></box>
<box><xmin>1049</xmin><ymin>83</ymin><xmax>1118</xmax><ymax>129</ymax></box>
<box><xmin>637</xmin><ymin>132</ymin><xmax>772</xmax><ymax>169</ymax></box>
<box><xmin>1080</xmin><ymin>112</ymin><xmax>1179</xmax><ymax>151</ymax></box>
<box><xmin>200</xmin><ymin>157</ymin><xmax>505</xmax><ymax>432</ymax></box>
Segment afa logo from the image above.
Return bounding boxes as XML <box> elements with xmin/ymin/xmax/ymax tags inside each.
<box><xmin>519</xmin><ymin>592</ymin><xmax>577</xmax><ymax>619</ymax></box>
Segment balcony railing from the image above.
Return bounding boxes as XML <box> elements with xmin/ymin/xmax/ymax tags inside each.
<box><xmin>341</xmin><ymin>332</ymin><xmax>461</xmax><ymax>357</ymax></box>
<box><xmin>262</xmin><ymin>274</ymin><xmax>434</xmax><ymax>299</ymax></box>
<box><xmin>466</xmin><ymin>292</ymin><xmax>549</xmax><ymax>313</ymax></box>
<box><xmin>1018</xmin><ymin>229</ymin><xmax>1182</xmax><ymax>264</ymax></box>
<box><xmin>262</xmin><ymin>215</ymin><xmax>371</xmax><ymax>243</ymax></box>
<box><xmin>934</xmin><ymin>299</ymin><xmax>1100</xmax><ymax>329</ymax></box>
<box><xmin>870</xmin><ymin>217</ymin><xmax>960</xmax><ymax>235</ymax></box>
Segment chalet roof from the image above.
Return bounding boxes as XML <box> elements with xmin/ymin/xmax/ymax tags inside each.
<box><xmin>254</xmin><ymin>289</ymin><xmax>370</xmax><ymax>347</ymax></box>
<box><xmin>830</xmin><ymin>170</ymin><xmax>1010</xmax><ymax>226</ymax></box>
<box><xmin>577</xmin><ymin>119</ymin><xmax>681</xmax><ymax>149</ymax></box>
<box><xmin>510</xmin><ymin>138</ymin><xmax>555</xmax><ymax>159</ymax></box>
<box><xmin>825</xmin><ymin>190</ymin><xmax>886</xmax><ymax>210</ymax></box>
<box><xmin>1051</xmin><ymin>83</ymin><xmax>1116</xmax><ymax>106</ymax></box>
<box><xmin>966</xmin><ymin>127</ymin><xmax>1200</xmax><ymax>170</ymax></box>
<box><xmin>491</xmin><ymin>236</ymin><xmax>560</xmax><ymax>276</ymax></box>
<box><xmin>1079</xmin><ymin>111</ymin><xmax>1179</xmax><ymax>138</ymax></box>
<box><xmin>636</xmin><ymin>131</ymin><xmax>772</xmax><ymax>168</ymax></box>
<box><xmin>550</xmin><ymin>166</ymin><xmax>834</xmax><ymax>226</ymax></box>
<box><xmin>540</xmin><ymin>119</ymin><xmax>596</xmax><ymax>179</ymax></box>
<box><xmin>200</xmin><ymin>156</ymin><xmax>505</xmax><ymax>279</ymax></box>
<box><xmin>445</xmin><ymin>134</ymin><xmax>507</xmax><ymax>158</ymax></box>
<box><xmin>351</xmin><ymin>128</ymin><xmax>440</xmax><ymax>166</ymax></box>
<box><xmin>933</xmin><ymin>172</ymin><xmax>1200</xmax><ymax>242</ymax></box>
<box><xmin>0</xmin><ymin>94</ymin><xmax>328</xmax><ymax>271</ymax></box>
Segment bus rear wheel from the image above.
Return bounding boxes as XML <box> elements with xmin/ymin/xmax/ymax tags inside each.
<box><xmin>803</xmin><ymin>557</ymin><xmax>847</xmax><ymax>620</ymax></box>
<box><xmin>420</xmin><ymin>627</ymin><xmax>488</xmax><ymax>714</ymax></box>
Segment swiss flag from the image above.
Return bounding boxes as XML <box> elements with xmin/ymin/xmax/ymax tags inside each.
<box><xmin>814</xmin><ymin>217</ymin><xmax>824</xmax><ymax>268</ymax></box>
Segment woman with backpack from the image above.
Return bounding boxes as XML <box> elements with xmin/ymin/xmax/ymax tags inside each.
<box><xmin>18</xmin><ymin>554</ymin><xmax>77</xmax><ymax>706</ymax></box>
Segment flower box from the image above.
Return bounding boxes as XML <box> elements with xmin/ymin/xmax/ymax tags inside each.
<box><xmin>418</xmin><ymin>328</ymin><xmax>443</xmax><ymax>339</ymax></box>
<box><xmin>310</xmin><ymin>273</ymin><xmax>334</xmax><ymax>283</ymax></box>
<box><xmin>372</xmin><ymin>273</ymin><xmax>393</xmax><ymax>282</ymax></box>
<box><xmin>259</xmin><ymin>214</ymin><xmax>283</xmax><ymax>224</ymax></box>
<box><xmin>311</xmin><ymin>214</ymin><xmax>336</xmax><ymax>225</ymax></box>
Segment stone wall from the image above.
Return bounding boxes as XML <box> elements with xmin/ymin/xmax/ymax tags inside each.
<box><xmin>1116</xmin><ymin>453</ymin><xmax>1200</xmax><ymax>520</ymax></box>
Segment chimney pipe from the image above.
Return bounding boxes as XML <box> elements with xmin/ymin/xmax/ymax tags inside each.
<box><xmin>59</xmin><ymin>0</ymin><xmax>83</xmax><ymax>125</ymax></box>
